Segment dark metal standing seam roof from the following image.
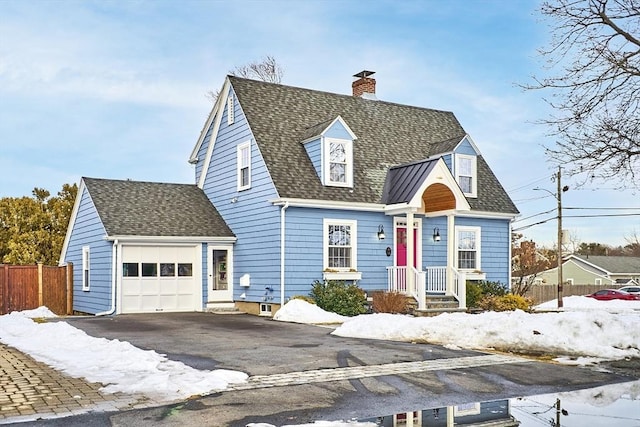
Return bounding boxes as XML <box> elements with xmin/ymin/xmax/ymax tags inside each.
<box><xmin>382</xmin><ymin>160</ymin><xmax>438</xmax><ymax>205</ymax></box>
<box><xmin>229</xmin><ymin>76</ymin><xmax>519</xmax><ymax>214</ymax></box>
<box><xmin>83</xmin><ymin>177</ymin><xmax>235</xmax><ymax>238</ymax></box>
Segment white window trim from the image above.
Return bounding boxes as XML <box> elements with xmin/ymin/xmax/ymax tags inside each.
<box><xmin>323</xmin><ymin>137</ymin><xmax>353</xmax><ymax>188</ymax></box>
<box><xmin>595</xmin><ymin>278</ymin><xmax>602</xmax><ymax>286</ymax></box>
<box><xmin>227</xmin><ymin>94</ymin><xmax>234</xmax><ymax>125</ymax></box>
<box><xmin>454</xmin><ymin>226</ymin><xmax>481</xmax><ymax>272</ymax></box>
<box><xmin>567</xmin><ymin>278</ymin><xmax>574</xmax><ymax>286</ymax></box>
<box><xmin>82</xmin><ymin>246</ymin><xmax>90</xmax><ymax>291</ymax></box>
<box><xmin>237</xmin><ymin>141</ymin><xmax>251</xmax><ymax>191</ymax></box>
<box><xmin>322</xmin><ymin>219</ymin><xmax>360</xmax><ymax>279</ymax></box>
<box><xmin>455</xmin><ymin>153</ymin><xmax>477</xmax><ymax>197</ymax></box>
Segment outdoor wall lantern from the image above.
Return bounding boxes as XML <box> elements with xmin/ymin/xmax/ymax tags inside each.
<box><xmin>377</xmin><ymin>225</ymin><xmax>386</xmax><ymax>240</ymax></box>
<box><xmin>433</xmin><ymin>227</ymin><xmax>441</xmax><ymax>242</ymax></box>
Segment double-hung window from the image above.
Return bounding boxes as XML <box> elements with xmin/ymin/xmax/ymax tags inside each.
<box><xmin>324</xmin><ymin>138</ymin><xmax>353</xmax><ymax>187</ymax></box>
<box><xmin>455</xmin><ymin>226</ymin><xmax>480</xmax><ymax>270</ymax></box>
<box><xmin>455</xmin><ymin>154</ymin><xmax>477</xmax><ymax>197</ymax></box>
<box><xmin>324</xmin><ymin>219</ymin><xmax>357</xmax><ymax>271</ymax></box>
<box><xmin>237</xmin><ymin>141</ymin><xmax>251</xmax><ymax>191</ymax></box>
<box><xmin>82</xmin><ymin>246</ymin><xmax>90</xmax><ymax>291</ymax></box>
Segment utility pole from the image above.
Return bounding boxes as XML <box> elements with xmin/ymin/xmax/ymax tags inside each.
<box><xmin>557</xmin><ymin>166</ymin><xmax>563</xmax><ymax>309</ymax></box>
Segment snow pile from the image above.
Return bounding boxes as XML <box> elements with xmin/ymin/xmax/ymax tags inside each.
<box><xmin>273</xmin><ymin>299</ymin><xmax>349</xmax><ymax>324</ymax></box>
<box><xmin>274</xmin><ymin>299</ymin><xmax>640</xmax><ymax>362</ymax></box>
<box><xmin>0</xmin><ymin>310</ymin><xmax>247</xmax><ymax>401</ymax></box>
<box><xmin>536</xmin><ymin>295</ymin><xmax>640</xmax><ymax>311</ymax></box>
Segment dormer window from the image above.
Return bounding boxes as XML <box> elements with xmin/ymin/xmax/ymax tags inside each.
<box><xmin>455</xmin><ymin>154</ymin><xmax>477</xmax><ymax>197</ymax></box>
<box><xmin>324</xmin><ymin>138</ymin><xmax>353</xmax><ymax>187</ymax></box>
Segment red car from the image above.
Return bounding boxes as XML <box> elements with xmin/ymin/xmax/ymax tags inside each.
<box><xmin>586</xmin><ymin>289</ymin><xmax>640</xmax><ymax>301</ymax></box>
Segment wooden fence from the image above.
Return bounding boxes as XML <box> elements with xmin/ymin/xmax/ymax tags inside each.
<box><xmin>0</xmin><ymin>263</ymin><xmax>73</xmax><ymax>315</ymax></box>
<box><xmin>525</xmin><ymin>283</ymin><xmax>621</xmax><ymax>305</ymax></box>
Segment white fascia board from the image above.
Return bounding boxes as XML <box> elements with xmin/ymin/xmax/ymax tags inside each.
<box><xmin>190</xmin><ymin>78</ymin><xmax>229</xmax><ymax>163</ymax></box>
<box><xmin>105</xmin><ymin>235</ymin><xmax>237</xmax><ymax>244</ymax></box>
<box><xmin>408</xmin><ymin>158</ymin><xmax>471</xmax><ymax>211</ymax></box>
<box><xmin>58</xmin><ymin>178</ymin><xmax>86</xmax><ymax>266</ymax></box>
<box><xmin>453</xmin><ymin>134</ymin><xmax>482</xmax><ymax>156</ymax></box>
<box><xmin>453</xmin><ymin>210</ymin><xmax>519</xmax><ymax>220</ymax></box>
<box><xmin>271</xmin><ymin>198</ymin><xmax>384</xmax><ymax>212</ymax></box>
<box><xmin>196</xmin><ymin>80</ymin><xmax>231</xmax><ymax>188</ymax></box>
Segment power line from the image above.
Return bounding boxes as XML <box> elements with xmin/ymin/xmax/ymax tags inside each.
<box><xmin>513</xmin><ymin>208</ymin><xmax>556</xmax><ymax>223</ymax></box>
<box><xmin>508</xmin><ymin>175</ymin><xmax>554</xmax><ymax>194</ymax></box>
<box><xmin>564</xmin><ymin>206</ymin><xmax>640</xmax><ymax>210</ymax></box>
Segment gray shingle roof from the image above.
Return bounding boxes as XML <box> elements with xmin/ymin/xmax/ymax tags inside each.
<box><xmin>83</xmin><ymin>177</ymin><xmax>234</xmax><ymax>238</ymax></box>
<box><xmin>573</xmin><ymin>255</ymin><xmax>640</xmax><ymax>274</ymax></box>
<box><xmin>230</xmin><ymin>76</ymin><xmax>518</xmax><ymax>214</ymax></box>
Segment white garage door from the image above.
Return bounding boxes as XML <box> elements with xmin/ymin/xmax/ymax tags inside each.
<box><xmin>120</xmin><ymin>245</ymin><xmax>200</xmax><ymax>313</ymax></box>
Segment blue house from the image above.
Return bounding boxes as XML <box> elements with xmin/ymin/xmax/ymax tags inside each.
<box><xmin>60</xmin><ymin>71</ymin><xmax>518</xmax><ymax>316</ymax></box>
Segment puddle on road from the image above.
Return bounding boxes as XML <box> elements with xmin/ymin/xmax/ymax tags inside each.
<box><xmin>355</xmin><ymin>379</ymin><xmax>640</xmax><ymax>427</ymax></box>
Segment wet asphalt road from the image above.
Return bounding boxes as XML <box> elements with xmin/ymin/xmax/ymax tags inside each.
<box><xmin>13</xmin><ymin>312</ymin><xmax>638</xmax><ymax>427</ymax></box>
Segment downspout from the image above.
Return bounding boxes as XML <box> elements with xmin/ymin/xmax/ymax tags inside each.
<box><xmin>96</xmin><ymin>239</ymin><xmax>118</xmax><ymax>316</ymax></box>
<box><xmin>280</xmin><ymin>202</ymin><xmax>289</xmax><ymax>306</ymax></box>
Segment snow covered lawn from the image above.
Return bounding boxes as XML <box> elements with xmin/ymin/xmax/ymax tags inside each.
<box><xmin>275</xmin><ymin>297</ymin><xmax>640</xmax><ymax>363</ymax></box>
<box><xmin>0</xmin><ymin>307</ymin><xmax>248</xmax><ymax>401</ymax></box>
<box><xmin>0</xmin><ymin>295</ymin><xmax>638</xmax><ymax>408</ymax></box>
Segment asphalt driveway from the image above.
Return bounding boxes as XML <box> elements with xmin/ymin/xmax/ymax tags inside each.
<box><xmin>45</xmin><ymin>312</ymin><xmax>638</xmax><ymax>427</ymax></box>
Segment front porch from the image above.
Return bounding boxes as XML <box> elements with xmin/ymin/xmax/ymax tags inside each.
<box><xmin>386</xmin><ymin>266</ymin><xmax>467</xmax><ymax>313</ymax></box>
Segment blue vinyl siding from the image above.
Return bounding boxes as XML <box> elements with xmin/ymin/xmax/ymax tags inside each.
<box><xmin>455</xmin><ymin>136</ymin><xmax>477</xmax><ymax>155</ymax></box>
<box><xmin>284</xmin><ymin>208</ymin><xmax>393</xmax><ymax>298</ymax></box>
<box><xmin>422</xmin><ymin>217</ymin><xmax>448</xmax><ymax>268</ymax></box>
<box><xmin>455</xmin><ymin>216</ymin><xmax>511</xmax><ymax>285</ymax></box>
<box><xmin>201</xmin><ymin>87</ymin><xmax>280</xmax><ymax>304</ymax></box>
<box><xmin>63</xmin><ymin>187</ymin><xmax>112</xmax><ymax>314</ymax></box>
<box><xmin>442</xmin><ymin>153</ymin><xmax>452</xmax><ymax>170</ymax></box>
<box><xmin>303</xmin><ymin>137</ymin><xmax>322</xmax><ymax>180</ymax></box>
<box><xmin>324</xmin><ymin>120</ymin><xmax>352</xmax><ymax>140</ymax></box>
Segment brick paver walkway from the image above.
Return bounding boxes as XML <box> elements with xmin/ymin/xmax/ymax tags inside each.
<box><xmin>0</xmin><ymin>343</ymin><xmax>151</xmax><ymax>424</ymax></box>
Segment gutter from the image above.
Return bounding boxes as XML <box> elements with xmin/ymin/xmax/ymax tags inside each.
<box><xmin>280</xmin><ymin>202</ymin><xmax>289</xmax><ymax>306</ymax></box>
<box><xmin>96</xmin><ymin>239</ymin><xmax>118</xmax><ymax>316</ymax></box>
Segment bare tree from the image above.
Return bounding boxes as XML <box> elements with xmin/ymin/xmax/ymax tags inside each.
<box><xmin>624</xmin><ymin>229</ymin><xmax>640</xmax><ymax>255</ymax></box>
<box><xmin>511</xmin><ymin>234</ymin><xmax>553</xmax><ymax>296</ymax></box>
<box><xmin>207</xmin><ymin>55</ymin><xmax>284</xmax><ymax>102</ymax></box>
<box><xmin>527</xmin><ymin>0</ymin><xmax>640</xmax><ymax>188</ymax></box>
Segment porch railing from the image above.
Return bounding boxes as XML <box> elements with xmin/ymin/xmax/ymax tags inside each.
<box><xmin>387</xmin><ymin>265</ymin><xmax>467</xmax><ymax>309</ymax></box>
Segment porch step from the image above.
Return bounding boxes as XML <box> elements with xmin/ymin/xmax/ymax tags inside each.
<box><xmin>412</xmin><ymin>295</ymin><xmax>464</xmax><ymax>317</ymax></box>
<box><xmin>424</xmin><ymin>295</ymin><xmax>460</xmax><ymax>310</ymax></box>
<box><xmin>205</xmin><ymin>302</ymin><xmax>245</xmax><ymax>314</ymax></box>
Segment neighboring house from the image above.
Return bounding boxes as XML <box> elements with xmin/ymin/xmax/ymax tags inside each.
<box><xmin>537</xmin><ymin>254</ymin><xmax>640</xmax><ymax>287</ymax></box>
<box><xmin>61</xmin><ymin>71</ymin><xmax>519</xmax><ymax>316</ymax></box>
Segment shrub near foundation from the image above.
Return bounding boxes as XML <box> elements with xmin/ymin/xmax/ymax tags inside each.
<box><xmin>372</xmin><ymin>291</ymin><xmax>410</xmax><ymax>314</ymax></box>
<box><xmin>310</xmin><ymin>280</ymin><xmax>367</xmax><ymax>316</ymax></box>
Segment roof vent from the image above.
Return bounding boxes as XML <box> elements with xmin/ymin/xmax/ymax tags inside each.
<box><xmin>352</xmin><ymin>70</ymin><xmax>376</xmax><ymax>98</ymax></box>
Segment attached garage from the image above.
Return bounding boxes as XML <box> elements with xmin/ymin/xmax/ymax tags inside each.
<box><xmin>120</xmin><ymin>245</ymin><xmax>202</xmax><ymax>313</ymax></box>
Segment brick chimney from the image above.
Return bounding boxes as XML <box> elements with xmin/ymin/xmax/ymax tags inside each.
<box><xmin>352</xmin><ymin>70</ymin><xmax>376</xmax><ymax>98</ymax></box>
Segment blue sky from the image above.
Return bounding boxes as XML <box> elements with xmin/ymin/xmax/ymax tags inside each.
<box><xmin>1</xmin><ymin>0</ymin><xmax>638</xmax><ymax>248</ymax></box>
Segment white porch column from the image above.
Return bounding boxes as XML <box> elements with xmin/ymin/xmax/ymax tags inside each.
<box><xmin>406</xmin><ymin>211</ymin><xmax>415</xmax><ymax>294</ymax></box>
<box><xmin>447</xmin><ymin>214</ymin><xmax>455</xmax><ymax>296</ymax></box>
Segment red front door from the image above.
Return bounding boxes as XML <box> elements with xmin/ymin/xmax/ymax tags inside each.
<box><xmin>396</xmin><ymin>227</ymin><xmax>418</xmax><ymax>268</ymax></box>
